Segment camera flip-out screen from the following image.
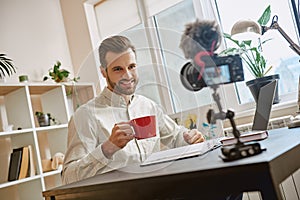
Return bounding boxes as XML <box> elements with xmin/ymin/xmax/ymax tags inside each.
<box><xmin>204</xmin><ymin>64</ymin><xmax>231</xmax><ymax>86</ymax></box>
<box><xmin>180</xmin><ymin>54</ymin><xmax>245</xmax><ymax>91</ymax></box>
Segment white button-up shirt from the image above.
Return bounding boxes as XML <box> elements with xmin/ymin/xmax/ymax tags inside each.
<box><xmin>62</xmin><ymin>87</ymin><xmax>188</xmax><ymax>184</ymax></box>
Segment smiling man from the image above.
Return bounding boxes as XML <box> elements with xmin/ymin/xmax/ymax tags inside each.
<box><xmin>102</xmin><ymin>48</ymin><xmax>138</xmax><ymax>100</ymax></box>
<box><xmin>61</xmin><ymin>35</ymin><xmax>205</xmax><ymax>184</ymax></box>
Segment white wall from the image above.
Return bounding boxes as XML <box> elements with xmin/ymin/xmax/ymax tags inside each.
<box><xmin>0</xmin><ymin>0</ymin><xmax>73</xmax><ymax>83</ymax></box>
<box><xmin>60</xmin><ymin>0</ymin><xmax>100</xmax><ymax>92</ymax></box>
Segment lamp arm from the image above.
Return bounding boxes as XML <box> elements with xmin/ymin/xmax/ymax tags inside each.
<box><xmin>262</xmin><ymin>15</ymin><xmax>300</xmax><ymax>56</ymax></box>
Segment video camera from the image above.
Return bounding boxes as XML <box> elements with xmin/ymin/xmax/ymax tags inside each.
<box><xmin>179</xmin><ymin>20</ymin><xmax>244</xmax><ymax>91</ymax></box>
<box><xmin>179</xmin><ymin>20</ymin><xmax>266</xmax><ymax>162</ymax></box>
<box><xmin>180</xmin><ymin>54</ymin><xmax>244</xmax><ymax>91</ymax></box>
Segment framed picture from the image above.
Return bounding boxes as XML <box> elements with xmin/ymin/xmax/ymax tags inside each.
<box><xmin>168</xmin><ymin>103</ymin><xmax>224</xmax><ymax>140</ymax></box>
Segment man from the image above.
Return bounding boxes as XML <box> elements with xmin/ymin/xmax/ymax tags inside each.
<box><xmin>62</xmin><ymin>35</ymin><xmax>205</xmax><ymax>184</ymax></box>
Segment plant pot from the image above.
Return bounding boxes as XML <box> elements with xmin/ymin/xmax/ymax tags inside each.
<box><xmin>246</xmin><ymin>74</ymin><xmax>280</xmax><ymax>104</ymax></box>
<box><xmin>37</xmin><ymin>114</ymin><xmax>50</xmax><ymax>127</ymax></box>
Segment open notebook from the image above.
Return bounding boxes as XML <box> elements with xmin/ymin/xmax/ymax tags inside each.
<box><xmin>140</xmin><ymin>138</ymin><xmax>221</xmax><ymax>166</ymax></box>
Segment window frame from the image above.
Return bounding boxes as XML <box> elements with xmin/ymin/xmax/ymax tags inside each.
<box><xmin>212</xmin><ymin>0</ymin><xmax>300</xmax><ymax>118</ymax></box>
<box><xmin>84</xmin><ymin>0</ymin><xmax>299</xmax><ymax>118</ymax></box>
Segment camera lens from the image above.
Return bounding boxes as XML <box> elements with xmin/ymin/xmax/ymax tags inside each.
<box><xmin>180</xmin><ymin>62</ymin><xmax>207</xmax><ymax>91</ymax></box>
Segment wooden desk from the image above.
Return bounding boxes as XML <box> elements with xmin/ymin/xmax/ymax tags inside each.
<box><xmin>43</xmin><ymin>127</ymin><xmax>300</xmax><ymax>200</ymax></box>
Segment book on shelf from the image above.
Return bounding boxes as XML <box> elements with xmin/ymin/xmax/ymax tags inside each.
<box><xmin>7</xmin><ymin>145</ymin><xmax>36</xmax><ymax>181</ymax></box>
<box><xmin>8</xmin><ymin>147</ymin><xmax>23</xmax><ymax>181</ymax></box>
<box><xmin>18</xmin><ymin>146</ymin><xmax>29</xmax><ymax>180</ymax></box>
<box><xmin>220</xmin><ymin>130</ymin><xmax>268</xmax><ymax>146</ymax></box>
<box><xmin>28</xmin><ymin>145</ymin><xmax>36</xmax><ymax>177</ymax></box>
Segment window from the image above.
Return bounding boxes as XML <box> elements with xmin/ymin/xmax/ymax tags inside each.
<box><xmin>85</xmin><ymin>0</ymin><xmax>300</xmax><ymax>116</ymax></box>
<box><xmin>215</xmin><ymin>0</ymin><xmax>300</xmax><ymax>108</ymax></box>
<box><xmin>154</xmin><ymin>0</ymin><xmax>213</xmax><ymax>113</ymax></box>
<box><xmin>121</xmin><ymin>24</ymin><xmax>163</xmax><ymax>107</ymax></box>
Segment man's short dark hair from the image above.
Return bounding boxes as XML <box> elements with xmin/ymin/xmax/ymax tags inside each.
<box><xmin>98</xmin><ymin>35</ymin><xmax>136</xmax><ymax>69</ymax></box>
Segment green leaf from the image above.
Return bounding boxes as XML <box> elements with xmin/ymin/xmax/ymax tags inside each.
<box><xmin>220</xmin><ymin>47</ymin><xmax>238</xmax><ymax>55</ymax></box>
<box><xmin>58</xmin><ymin>73</ymin><xmax>64</xmax><ymax>80</ymax></box>
<box><xmin>53</xmin><ymin>65</ymin><xmax>59</xmax><ymax>73</ymax></box>
<box><xmin>64</xmin><ymin>72</ymin><xmax>70</xmax><ymax>76</ymax></box>
<box><xmin>243</xmin><ymin>40</ymin><xmax>252</xmax><ymax>46</ymax></box>
<box><xmin>223</xmin><ymin>33</ymin><xmax>241</xmax><ymax>47</ymax></box>
<box><xmin>257</xmin><ymin>5</ymin><xmax>271</xmax><ymax>26</ymax></box>
<box><xmin>263</xmin><ymin>65</ymin><xmax>273</xmax><ymax>76</ymax></box>
<box><xmin>0</xmin><ymin>54</ymin><xmax>16</xmax><ymax>78</ymax></box>
<box><xmin>56</xmin><ymin>61</ymin><xmax>61</xmax><ymax>67</ymax></box>
<box><xmin>72</xmin><ymin>77</ymin><xmax>80</xmax><ymax>82</ymax></box>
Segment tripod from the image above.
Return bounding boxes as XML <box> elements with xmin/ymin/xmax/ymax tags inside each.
<box><xmin>207</xmin><ymin>84</ymin><xmax>266</xmax><ymax>161</ymax></box>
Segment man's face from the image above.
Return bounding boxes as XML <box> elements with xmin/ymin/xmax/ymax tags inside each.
<box><xmin>102</xmin><ymin>49</ymin><xmax>139</xmax><ymax>95</ymax></box>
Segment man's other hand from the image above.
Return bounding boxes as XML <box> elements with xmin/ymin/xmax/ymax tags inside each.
<box><xmin>183</xmin><ymin>129</ymin><xmax>205</xmax><ymax>144</ymax></box>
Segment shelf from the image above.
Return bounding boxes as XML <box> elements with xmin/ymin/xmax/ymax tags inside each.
<box><xmin>42</xmin><ymin>168</ymin><xmax>62</xmax><ymax>178</ymax></box>
<box><xmin>0</xmin><ymin>83</ymin><xmax>95</xmax><ymax>200</ymax></box>
<box><xmin>29</xmin><ymin>85</ymin><xmax>60</xmax><ymax>95</ymax></box>
<box><xmin>0</xmin><ymin>128</ymin><xmax>33</xmax><ymax>137</ymax></box>
<box><xmin>0</xmin><ymin>85</ymin><xmax>24</xmax><ymax>96</ymax></box>
<box><xmin>0</xmin><ymin>175</ymin><xmax>41</xmax><ymax>189</ymax></box>
<box><xmin>35</xmin><ymin>124</ymin><xmax>68</xmax><ymax>132</ymax></box>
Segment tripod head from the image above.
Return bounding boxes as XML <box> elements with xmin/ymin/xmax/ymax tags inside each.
<box><xmin>207</xmin><ymin>84</ymin><xmax>265</xmax><ymax>161</ymax></box>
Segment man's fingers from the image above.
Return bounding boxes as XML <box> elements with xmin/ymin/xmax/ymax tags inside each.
<box><xmin>184</xmin><ymin>130</ymin><xmax>205</xmax><ymax>144</ymax></box>
<box><xmin>193</xmin><ymin>135</ymin><xmax>205</xmax><ymax>143</ymax></box>
<box><xmin>114</xmin><ymin>123</ymin><xmax>134</xmax><ymax>136</ymax></box>
<box><xmin>114</xmin><ymin>123</ymin><xmax>131</xmax><ymax>129</ymax></box>
<box><xmin>110</xmin><ymin>122</ymin><xmax>134</xmax><ymax>148</ymax></box>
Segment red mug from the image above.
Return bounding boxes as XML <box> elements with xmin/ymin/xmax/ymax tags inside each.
<box><xmin>130</xmin><ymin>115</ymin><xmax>156</xmax><ymax>139</ymax></box>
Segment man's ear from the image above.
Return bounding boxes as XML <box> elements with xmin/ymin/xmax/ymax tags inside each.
<box><xmin>100</xmin><ymin>66</ymin><xmax>107</xmax><ymax>78</ymax></box>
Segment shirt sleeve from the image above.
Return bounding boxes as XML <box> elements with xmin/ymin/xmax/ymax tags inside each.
<box><xmin>61</xmin><ymin>108</ymin><xmax>112</xmax><ymax>184</ymax></box>
<box><xmin>155</xmin><ymin>105</ymin><xmax>189</xmax><ymax>149</ymax></box>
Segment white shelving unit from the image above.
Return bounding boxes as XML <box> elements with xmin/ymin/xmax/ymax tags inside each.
<box><xmin>0</xmin><ymin>82</ymin><xmax>95</xmax><ymax>200</ymax></box>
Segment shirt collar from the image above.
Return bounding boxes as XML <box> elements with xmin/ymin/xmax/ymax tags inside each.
<box><xmin>101</xmin><ymin>87</ymin><xmax>135</xmax><ymax>107</ymax></box>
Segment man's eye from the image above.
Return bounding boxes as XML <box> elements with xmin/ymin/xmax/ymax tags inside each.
<box><xmin>113</xmin><ymin>67</ymin><xmax>122</xmax><ymax>71</ymax></box>
<box><xmin>129</xmin><ymin>64</ymin><xmax>136</xmax><ymax>70</ymax></box>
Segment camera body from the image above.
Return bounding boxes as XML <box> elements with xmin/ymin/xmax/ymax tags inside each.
<box><xmin>202</xmin><ymin>54</ymin><xmax>244</xmax><ymax>86</ymax></box>
<box><xmin>180</xmin><ymin>54</ymin><xmax>244</xmax><ymax>91</ymax></box>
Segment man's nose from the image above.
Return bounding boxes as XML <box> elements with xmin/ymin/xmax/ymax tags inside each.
<box><xmin>122</xmin><ymin>69</ymin><xmax>133</xmax><ymax>79</ymax></box>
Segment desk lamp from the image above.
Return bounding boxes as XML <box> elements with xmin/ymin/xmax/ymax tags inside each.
<box><xmin>231</xmin><ymin>15</ymin><xmax>300</xmax><ymax>128</ymax></box>
<box><xmin>231</xmin><ymin>15</ymin><xmax>300</xmax><ymax>55</ymax></box>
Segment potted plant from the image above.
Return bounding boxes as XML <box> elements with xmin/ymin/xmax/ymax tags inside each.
<box><xmin>0</xmin><ymin>53</ymin><xmax>16</xmax><ymax>79</ymax></box>
<box><xmin>220</xmin><ymin>5</ymin><xmax>280</xmax><ymax>104</ymax></box>
<box><xmin>35</xmin><ymin>111</ymin><xmax>57</xmax><ymax>127</ymax></box>
<box><xmin>43</xmin><ymin>61</ymin><xmax>79</xmax><ymax>83</ymax></box>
